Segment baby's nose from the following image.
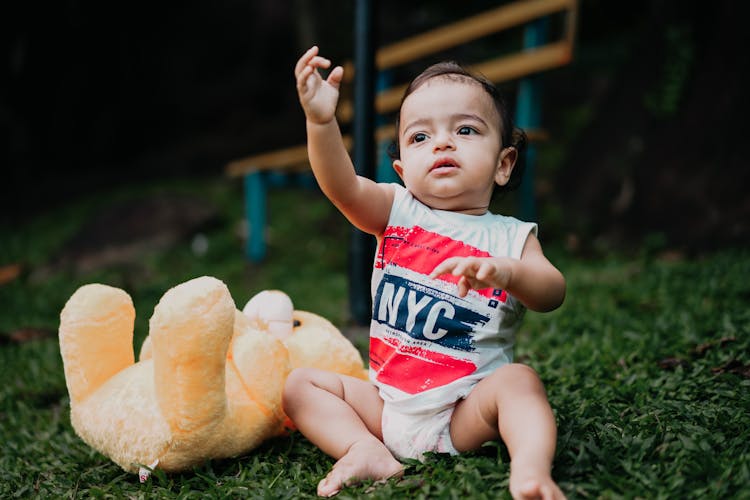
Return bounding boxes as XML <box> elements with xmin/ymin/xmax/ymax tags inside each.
<box><xmin>433</xmin><ymin>131</ymin><xmax>455</xmax><ymax>150</ymax></box>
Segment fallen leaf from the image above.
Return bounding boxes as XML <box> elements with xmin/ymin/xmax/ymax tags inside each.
<box><xmin>711</xmin><ymin>359</ymin><xmax>750</xmax><ymax>378</ymax></box>
<box><xmin>658</xmin><ymin>357</ymin><xmax>689</xmax><ymax>370</ymax></box>
<box><xmin>0</xmin><ymin>263</ymin><xmax>22</xmax><ymax>285</ymax></box>
<box><xmin>694</xmin><ymin>337</ymin><xmax>737</xmax><ymax>356</ymax></box>
<box><xmin>8</xmin><ymin>327</ymin><xmax>56</xmax><ymax>343</ymax></box>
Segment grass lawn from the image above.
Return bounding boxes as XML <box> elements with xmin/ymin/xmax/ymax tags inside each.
<box><xmin>1</xmin><ymin>178</ymin><xmax>748</xmax><ymax>499</ymax></box>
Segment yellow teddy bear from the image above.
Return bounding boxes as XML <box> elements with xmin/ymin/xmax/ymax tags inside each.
<box><xmin>59</xmin><ymin>276</ymin><xmax>366</xmax><ymax>477</ymax></box>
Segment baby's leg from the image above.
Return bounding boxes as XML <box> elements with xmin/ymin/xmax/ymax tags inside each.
<box><xmin>283</xmin><ymin>368</ymin><xmax>403</xmax><ymax>497</ymax></box>
<box><xmin>451</xmin><ymin>364</ymin><xmax>565</xmax><ymax>500</ymax></box>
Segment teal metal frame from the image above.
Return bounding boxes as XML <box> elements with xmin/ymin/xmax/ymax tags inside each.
<box><xmin>243</xmin><ymin>172</ymin><xmax>267</xmax><ymax>261</ymax></box>
<box><xmin>515</xmin><ymin>17</ymin><xmax>549</xmax><ymax>223</ymax></box>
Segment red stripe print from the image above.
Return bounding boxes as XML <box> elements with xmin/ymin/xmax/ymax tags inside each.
<box><xmin>370</xmin><ymin>336</ymin><xmax>476</xmax><ymax>394</ymax></box>
<box><xmin>377</xmin><ymin>225</ymin><xmax>505</xmax><ymax>300</ymax></box>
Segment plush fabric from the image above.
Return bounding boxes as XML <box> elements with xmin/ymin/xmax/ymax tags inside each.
<box><xmin>59</xmin><ymin>277</ymin><xmax>365</xmax><ymax>474</ymax></box>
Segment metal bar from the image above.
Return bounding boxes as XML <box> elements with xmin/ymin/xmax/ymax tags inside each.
<box><xmin>349</xmin><ymin>0</ymin><xmax>376</xmax><ymax>325</ymax></box>
<box><xmin>244</xmin><ymin>172</ymin><xmax>266</xmax><ymax>262</ymax></box>
<box><xmin>375</xmin><ymin>70</ymin><xmax>400</xmax><ymax>183</ymax></box>
<box><xmin>515</xmin><ymin>17</ymin><xmax>549</xmax><ymax>222</ymax></box>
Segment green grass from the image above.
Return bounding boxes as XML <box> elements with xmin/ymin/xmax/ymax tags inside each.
<box><xmin>1</xmin><ymin>178</ymin><xmax>749</xmax><ymax>498</ymax></box>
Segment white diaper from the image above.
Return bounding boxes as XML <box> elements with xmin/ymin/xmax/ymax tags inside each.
<box><xmin>381</xmin><ymin>403</ymin><xmax>460</xmax><ymax>461</ymax></box>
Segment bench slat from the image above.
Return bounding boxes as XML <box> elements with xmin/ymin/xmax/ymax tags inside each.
<box><xmin>337</xmin><ymin>39</ymin><xmax>574</xmax><ymax>123</ymax></box>
<box><xmin>343</xmin><ymin>0</ymin><xmax>575</xmax><ymax>77</ymax></box>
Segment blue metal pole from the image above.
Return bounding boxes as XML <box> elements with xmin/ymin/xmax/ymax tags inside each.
<box><xmin>515</xmin><ymin>17</ymin><xmax>548</xmax><ymax>222</ymax></box>
<box><xmin>375</xmin><ymin>70</ymin><xmax>400</xmax><ymax>184</ymax></box>
<box><xmin>244</xmin><ymin>172</ymin><xmax>266</xmax><ymax>262</ymax></box>
<box><xmin>349</xmin><ymin>0</ymin><xmax>376</xmax><ymax>325</ymax></box>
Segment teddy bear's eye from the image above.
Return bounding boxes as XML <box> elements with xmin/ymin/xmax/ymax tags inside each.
<box><xmin>293</xmin><ymin>319</ymin><xmax>301</xmax><ymax>328</ymax></box>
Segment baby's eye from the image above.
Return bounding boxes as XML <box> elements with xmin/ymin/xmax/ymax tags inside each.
<box><xmin>457</xmin><ymin>126</ymin><xmax>478</xmax><ymax>135</ymax></box>
<box><xmin>412</xmin><ymin>132</ymin><xmax>428</xmax><ymax>143</ymax></box>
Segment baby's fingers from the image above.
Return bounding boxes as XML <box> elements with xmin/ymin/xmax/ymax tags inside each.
<box><xmin>294</xmin><ymin>46</ymin><xmax>332</xmax><ymax>77</ymax></box>
<box><xmin>455</xmin><ymin>277</ymin><xmax>467</xmax><ymax>298</ymax></box>
<box><xmin>447</xmin><ymin>259</ymin><xmax>478</xmax><ymax>279</ymax></box>
<box><xmin>326</xmin><ymin>66</ymin><xmax>344</xmax><ymax>89</ymax></box>
<box><xmin>296</xmin><ymin>64</ymin><xmax>314</xmax><ymax>89</ymax></box>
<box><xmin>294</xmin><ymin>46</ymin><xmax>318</xmax><ymax>77</ymax></box>
<box><xmin>430</xmin><ymin>257</ymin><xmax>461</xmax><ymax>279</ymax></box>
<box><xmin>474</xmin><ymin>261</ymin><xmax>496</xmax><ymax>281</ymax></box>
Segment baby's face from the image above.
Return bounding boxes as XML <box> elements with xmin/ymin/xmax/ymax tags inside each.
<box><xmin>393</xmin><ymin>77</ymin><xmax>508</xmax><ymax>214</ymax></box>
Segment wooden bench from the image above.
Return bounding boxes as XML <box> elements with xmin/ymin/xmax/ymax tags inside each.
<box><xmin>227</xmin><ymin>0</ymin><xmax>578</xmax><ymax>261</ymax></box>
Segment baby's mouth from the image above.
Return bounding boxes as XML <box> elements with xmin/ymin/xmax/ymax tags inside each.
<box><xmin>430</xmin><ymin>159</ymin><xmax>459</xmax><ymax>172</ymax></box>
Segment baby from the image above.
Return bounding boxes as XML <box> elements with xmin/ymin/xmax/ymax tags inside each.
<box><xmin>283</xmin><ymin>46</ymin><xmax>567</xmax><ymax>499</ymax></box>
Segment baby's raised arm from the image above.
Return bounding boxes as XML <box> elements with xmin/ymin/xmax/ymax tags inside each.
<box><xmin>295</xmin><ymin>46</ymin><xmax>394</xmax><ymax>236</ymax></box>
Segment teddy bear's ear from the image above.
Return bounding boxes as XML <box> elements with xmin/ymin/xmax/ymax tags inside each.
<box><xmin>242</xmin><ymin>290</ymin><xmax>294</xmax><ymax>340</ymax></box>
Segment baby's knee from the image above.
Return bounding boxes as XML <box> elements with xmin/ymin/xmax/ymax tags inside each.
<box><xmin>495</xmin><ymin>363</ymin><xmax>546</xmax><ymax>394</ymax></box>
<box><xmin>282</xmin><ymin>367</ymin><xmax>318</xmax><ymax>412</ymax></box>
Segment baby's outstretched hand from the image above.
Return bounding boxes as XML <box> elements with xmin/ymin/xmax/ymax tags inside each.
<box><xmin>295</xmin><ymin>46</ymin><xmax>344</xmax><ymax>125</ymax></box>
<box><xmin>430</xmin><ymin>256</ymin><xmax>514</xmax><ymax>298</ymax></box>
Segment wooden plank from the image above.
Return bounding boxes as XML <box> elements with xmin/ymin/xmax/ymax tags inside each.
<box><xmin>338</xmin><ymin>40</ymin><xmax>573</xmax><ymax>122</ymax></box>
<box><xmin>377</xmin><ymin>0</ymin><xmax>573</xmax><ymax>70</ymax></box>
<box><xmin>564</xmin><ymin>0</ymin><xmax>579</xmax><ymax>48</ymax></box>
<box><xmin>342</xmin><ymin>0</ymin><xmax>573</xmax><ymax>79</ymax></box>
<box><xmin>473</xmin><ymin>40</ymin><xmax>573</xmax><ymax>84</ymax></box>
<box><xmin>227</xmin><ymin>129</ymin><xmax>395</xmax><ymax>177</ymax></box>
<box><xmin>337</xmin><ymin>0</ymin><xmax>577</xmax><ymax>117</ymax></box>
<box><xmin>226</xmin><ymin>143</ymin><xmax>310</xmax><ymax>177</ymax></box>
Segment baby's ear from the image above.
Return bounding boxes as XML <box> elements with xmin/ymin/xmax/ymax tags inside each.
<box><xmin>495</xmin><ymin>147</ymin><xmax>517</xmax><ymax>186</ymax></box>
<box><xmin>392</xmin><ymin>159</ymin><xmax>404</xmax><ymax>179</ymax></box>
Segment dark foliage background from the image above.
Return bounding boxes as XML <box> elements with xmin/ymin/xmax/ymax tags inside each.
<box><xmin>3</xmin><ymin>0</ymin><xmax>748</xmax><ymax>252</ymax></box>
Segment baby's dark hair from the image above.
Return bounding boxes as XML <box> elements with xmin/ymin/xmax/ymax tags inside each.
<box><xmin>388</xmin><ymin>61</ymin><xmax>527</xmax><ymax>193</ymax></box>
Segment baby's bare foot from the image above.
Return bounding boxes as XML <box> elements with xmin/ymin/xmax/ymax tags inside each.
<box><xmin>317</xmin><ymin>439</ymin><xmax>403</xmax><ymax>497</ymax></box>
<box><xmin>509</xmin><ymin>462</ymin><xmax>565</xmax><ymax>500</ymax></box>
